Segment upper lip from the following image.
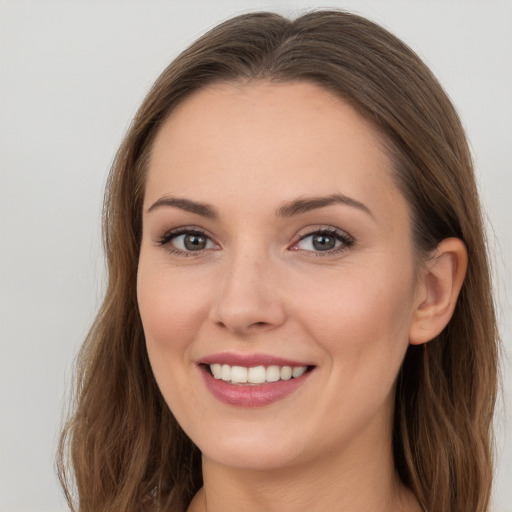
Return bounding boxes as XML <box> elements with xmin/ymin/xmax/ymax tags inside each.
<box><xmin>198</xmin><ymin>352</ymin><xmax>314</xmax><ymax>368</ymax></box>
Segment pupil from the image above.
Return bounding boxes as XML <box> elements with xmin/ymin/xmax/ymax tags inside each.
<box><xmin>184</xmin><ymin>234</ymin><xmax>206</xmax><ymax>250</ymax></box>
<box><xmin>312</xmin><ymin>234</ymin><xmax>336</xmax><ymax>251</ymax></box>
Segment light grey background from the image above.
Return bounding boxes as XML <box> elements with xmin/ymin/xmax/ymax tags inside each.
<box><xmin>1</xmin><ymin>1</ymin><xmax>510</xmax><ymax>511</ymax></box>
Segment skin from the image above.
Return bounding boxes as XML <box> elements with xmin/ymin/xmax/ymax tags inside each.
<box><xmin>137</xmin><ymin>81</ymin><xmax>465</xmax><ymax>512</ymax></box>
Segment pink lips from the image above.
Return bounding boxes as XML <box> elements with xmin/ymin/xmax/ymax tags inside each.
<box><xmin>198</xmin><ymin>352</ymin><xmax>313</xmax><ymax>407</ymax></box>
<box><xmin>200</xmin><ymin>352</ymin><xmax>311</xmax><ymax>368</ymax></box>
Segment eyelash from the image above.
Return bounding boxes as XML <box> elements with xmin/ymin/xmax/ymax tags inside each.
<box><xmin>156</xmin><ymin>226</ymin><xmax>354</xmax><ymax>257</ymax></box>
<box><xmin>156</xmin><ymin>227</ymin><xmax>216</xmax><ymax>257</ymax></box>
<box><xmin>293</xmin><ymin>227</ymin><xmax>354</xmax><ymax>256</ymax></box>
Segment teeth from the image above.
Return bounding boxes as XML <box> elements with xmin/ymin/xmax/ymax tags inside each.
<box><xmin>280</xmin><ymin>366</ymin><xmax>292</xmax><ymax>380</ymax></box>
<box><xmin>248</xmin><ymin>366</ymin><xmax>266</xmax><ymax>384</ymax></box>
<box><xmin>266</xmin><ymin>365</ymin><xmax>281</xmax><ymax>382</ymax></box>
<box><xmin>221</xmin><ymin>364</ymin><xmax>231</xmax><ymax>381</ymax></box>
<box><xmin>230</xmin><ymin>365</ymin><xmax>247</xmax><ymax>384</ymax></box>
<box><xmin>209</xmin><ymin>363</ymin><xmax>309</xmax><ymax>384</ymax></box>
<box><xmin>292</xmin><ymin>366</ymin><xmax>306</xmax><ymax>378</ymax></box>
<box><xmin>211</xmin><ymin>363</ymin><xmax>222</xmax><ymax>379</ymax></box>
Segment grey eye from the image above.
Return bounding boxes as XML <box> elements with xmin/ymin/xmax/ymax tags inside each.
<box><xmin>172</xmin><ymin>232</ymin><xmax>214</xmax><ymax>251</ymax></box>
<box><xmin>311</xmin><ymin>233</ymin><xmax>337</xmax><ymax>251</ymax></box>
<box><xmin>296</xmin><ymin>232</ymin><xmax>342</xmax><ymax>252</ymax></box>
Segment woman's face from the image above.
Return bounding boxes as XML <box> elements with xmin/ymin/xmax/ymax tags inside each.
<box><xmin>137</xmin><ymin>81</ymin><xmax>423</xmax><ymax>471</ymax></box>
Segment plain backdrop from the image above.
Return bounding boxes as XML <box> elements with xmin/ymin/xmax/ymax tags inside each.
<box><xmin>0</xmin><ymin>1</ymin><xmax>511</xmax><ymax>511</ymax></box>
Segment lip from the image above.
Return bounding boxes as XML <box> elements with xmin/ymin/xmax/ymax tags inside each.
<box><xmin>197</xmin><ymin>352</ymin><xmax>314</xmax><ymax>407</ymax></box>
<box><xmin>199</xmin><ymin>352</ymin><xmax>313</xmax><ymax>368</ymax></box>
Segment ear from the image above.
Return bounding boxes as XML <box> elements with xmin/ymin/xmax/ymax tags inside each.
<box><xmin>409</xmin><ymin>238</ymin><xmax>468</xmax><ymax>345</ymax></box>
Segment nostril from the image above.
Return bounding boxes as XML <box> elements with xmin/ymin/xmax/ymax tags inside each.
<box><xmin>210</xmin><ymin>291</ymin><xmax>286</xmax><ymax>334</ymax></box>
<box><xmin>246</xmin><ymin>321</ymin><xmax>274</xmax><ymax>331</ymax></box>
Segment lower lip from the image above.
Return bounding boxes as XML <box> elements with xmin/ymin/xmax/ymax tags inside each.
<box><xmin>200</xmin><ymin>366</ymin><xmax>312</xmax><ymax>407</ymax></box>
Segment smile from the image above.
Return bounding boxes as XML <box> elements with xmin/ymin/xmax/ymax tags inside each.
<box><xmin>209</xmin><ymin>363</ymin><xmax>307</xmax><ymax>385</ymax></box>
<box><xmin>199</xmin><ymin>359</ymin><xmax>314</xmax><ymax>407</ymax></box>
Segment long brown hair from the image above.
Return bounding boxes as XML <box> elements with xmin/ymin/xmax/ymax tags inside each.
<box><xmin>57</xmin><ymin>10</ymin><xmax>499</xmax><ymax>512</ymax></box>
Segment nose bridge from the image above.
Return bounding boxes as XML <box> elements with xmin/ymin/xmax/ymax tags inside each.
<box><xmin>211</xmin><ymin>240</ymin><xmax>285</xmax><ymax>334</ymax></box>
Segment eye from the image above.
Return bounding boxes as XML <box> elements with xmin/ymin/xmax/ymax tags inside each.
<box><xmin>291</xmin><ymin>228</ymin><xmax>353</xmax><ymax>254</ymax></box>
<box><xmin>158</xmin><ymin>228</ymin><xmax>218</xmax><ymax>254</ymax></box>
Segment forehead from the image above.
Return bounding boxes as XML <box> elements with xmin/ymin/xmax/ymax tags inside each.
<box><xmin>145</xmin><ymin>80</ymin><xmax>405</xmax><ymax>222</ymax></box>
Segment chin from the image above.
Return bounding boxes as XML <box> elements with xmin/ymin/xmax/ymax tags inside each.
<box><xmin>203</xmin><ymin>446</ymin><xmax>302</xmax><ymax>472</ymax></box>
<box><xmin>195</xmin><ymin>425</ymin><xmax>311</xmax><ymax>471</ymax></box>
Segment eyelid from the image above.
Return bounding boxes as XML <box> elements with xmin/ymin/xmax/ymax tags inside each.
<box><xmin>156</xmin><ymin>226</ymin><xmax>220</xmax><ymax>256</ymax></box>
<box><xmin>155</xmin><ymin>224</ymin><xmax>354</xmax><ymax>257</ymax></box>
<box><xmin>289</xmin><ymin>226</ymin><xmax>354</xmax><ymax>254</ymax></box>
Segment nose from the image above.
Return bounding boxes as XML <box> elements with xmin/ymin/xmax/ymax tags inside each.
<box><xmin>209</xmin><ymin>249</ymin><xmax>287</xmax><ymax>336</ymax></box>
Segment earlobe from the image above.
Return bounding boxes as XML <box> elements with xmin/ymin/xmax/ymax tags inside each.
<box><xmin>409</xmin><ymin>237</ymin><xmax>468</xmax><ymax>345</ymax></box>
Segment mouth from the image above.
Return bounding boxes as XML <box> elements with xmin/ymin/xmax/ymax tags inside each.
<box><xmin>202</xmin><ymin>363</ymin><xmax>314</xmax><ymax>385</ymax></box>
<box><xmin>197</xmin><ymin>355</ymin><xmax>316</xmax><ymax>407</ymax></box>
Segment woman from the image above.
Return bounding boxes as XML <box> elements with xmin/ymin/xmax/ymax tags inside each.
<box><xmin>58</xmin><ymin>10</ymin><xmax>499</xmax><ymax>512</ymax></box>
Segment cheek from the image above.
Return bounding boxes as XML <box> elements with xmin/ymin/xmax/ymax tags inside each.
<box><xmin>136</xmin><ymin>257</ymin><xmax>216</xmax><ymax>402</ymax></box>
<box><xmin>137</xmin><ymin>261</ymin><xmax>209</xmax><ymax>348</ymax></box>
<box><xmin>294</xmin><ymin>264</ymin><xmax>416</xmax><ymax>373</ymax></box>
<box><xmin>291</xmin><ymin>266</ymin><xmax>416</xmax><ymax>438</ymax></box>
<box><xmin>136</xmin><ymin>258</ymin><xmax>212</xmax><ymax>416</ymax></box>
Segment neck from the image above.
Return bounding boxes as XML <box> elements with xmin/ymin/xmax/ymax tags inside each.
<box><xmin>187</xmin><ymin>416</ymin><xmax>420</xmax><ymax>512</ymax></box>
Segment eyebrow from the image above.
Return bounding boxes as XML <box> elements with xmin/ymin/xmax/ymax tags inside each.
<box><xmin>277</xmin><ymin>194</ymin><xmax>374</xmax><ymax>219</ymax></box>
<box><xmin>146</xmin><ymin>193</ymin><xmax>373</xmax><ymax>219</ymax></box>
<box><xmin>146</xmin><ymin>196</ymin><xmax>219</xmax><ymax>218</ymax></box>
